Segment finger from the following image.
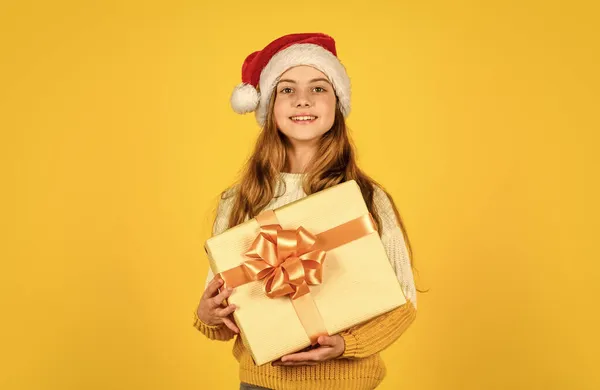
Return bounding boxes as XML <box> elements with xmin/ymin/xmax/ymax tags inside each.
<box><xmin>203</xmin><ymin>277</ymin><xmax>223</xmax><ymax>299</ymax></box>
<box><xmin>271</xmin><ymin>356</ymin><xmax>317</xmax><ymax>366</ymax></box>
<box><xmin>215</xmin><ymin>304</ymin><xmax>236</xmax><ymax>318</ymax></box>
<box><xmin>317</xmin><ymin>335</ymin><xmax>337</xmax><ymax>347</ymax></box>
<box><xmin>211</xmin><ymin>286</ymin><xmax>233</xmax><ymax>307</ymax></box>
<box><xmin>275</xmin><ymin>360</ymin><xmax>318</xmax><ymax>366</ymax></box>
<box><xmin>280</xmin><ymin>349</ymin><xmax>322</xmax><ymax>363</ymax></box>
<box><xmin>222</xmin><ymin>316</ymin><xmax>239</xmax><ymax>333</ymax></box>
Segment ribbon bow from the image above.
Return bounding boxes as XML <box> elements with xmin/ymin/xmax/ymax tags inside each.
<box><xmin>242</xmin><ymin>224</ymin><xmax>326</xmax><ymax>300</ymax></box>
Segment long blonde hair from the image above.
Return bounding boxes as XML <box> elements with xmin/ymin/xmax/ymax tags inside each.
<box><xmin>220</xmin><ymin>93</ymin><xmax>417</xmax><ymax>272</ymax></box>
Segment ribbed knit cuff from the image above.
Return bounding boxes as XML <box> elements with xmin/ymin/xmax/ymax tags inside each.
<box><xmin>339</xmin><ymin>330</ymin><xmax>359</xmax><ymax>358</ymax></box>
<box><xmin>192</xmin><ymin>309</ymin><xmax>235</xmax><ymax>341</ymax></box>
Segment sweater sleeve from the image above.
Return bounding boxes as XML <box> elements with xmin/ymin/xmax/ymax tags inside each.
<box><xmin>193</xmin><ymin>188</ymin><xmax>237</xmax><ymax>341</ymax></box>
<box><xmin>338</xmin><ymin>185</ymin><xmax>418</xmax><ymax>358</ymax></box>
<box><xmin>192</xmin><ymin>306</ymin><xmax>237</xmax><ymax>341</ymax></box>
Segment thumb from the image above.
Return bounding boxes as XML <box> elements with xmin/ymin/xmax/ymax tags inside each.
<box><xmin>317</xmin><ymin>335</ymin><xmax>337</xmax><ymax>347</ymax></box>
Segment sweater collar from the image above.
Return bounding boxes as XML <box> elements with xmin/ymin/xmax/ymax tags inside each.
<box><xmin>276</xmin><ymin>172</ymin><xmax>306</xmax><ymax>193</ymax></box>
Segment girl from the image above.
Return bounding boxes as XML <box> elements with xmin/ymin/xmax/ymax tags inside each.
<box><xmin>194</xmin><ymin>33</ymin><xmax>418</xmax><ymax>390</ymax></box>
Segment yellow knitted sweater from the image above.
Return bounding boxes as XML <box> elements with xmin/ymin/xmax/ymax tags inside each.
<box><xmin>193</xmin><ymin>173</ymin><xmax>418</xmax><ymax>390</ymax></box>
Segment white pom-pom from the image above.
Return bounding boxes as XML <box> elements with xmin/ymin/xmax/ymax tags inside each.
<box><xmin>230</xmin><ymin>83</ymin><xmax>260</xmax><ymax>114</ymax></box>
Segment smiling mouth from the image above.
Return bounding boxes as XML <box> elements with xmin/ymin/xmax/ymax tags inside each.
<box><xmin>290</xmin><ymin>115</ymin><xmax>318</xmax><ymax>122</ymax></box>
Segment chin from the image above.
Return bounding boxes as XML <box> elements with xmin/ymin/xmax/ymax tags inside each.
<box><xmin>286</xmin><ymin>134</ymin><xmax>322</xmax><ymax>143</ymax></box>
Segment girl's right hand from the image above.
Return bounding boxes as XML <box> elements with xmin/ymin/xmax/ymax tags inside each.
<box><xmin>197</xmin><ymin>276</ymin><xmax>239</xmax><ymax>333</ymax></box>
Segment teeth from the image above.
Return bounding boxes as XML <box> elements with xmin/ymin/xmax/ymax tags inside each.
<box><xmin>291</xmin><ymin>116</ymin><xmax>316</xmax><ymax>121</ymax></box>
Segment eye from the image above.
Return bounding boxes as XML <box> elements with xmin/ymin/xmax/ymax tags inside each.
<box><xmin>313</xmin><ymin>86</ymin><xmax>326</xmax><ymax>93</ymax></box>
<box><xmin>280</xmin><ymin>87</ymin><xmax>293</xmax><ymax>94</ymax></box>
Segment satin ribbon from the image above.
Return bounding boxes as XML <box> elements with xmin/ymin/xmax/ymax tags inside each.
<box><xmin>242</xmin><ymin>221</ymin><xmax>326</xmax><ymax>300</ymax></box>
<box><xmin>216</xmin><ymin>210</ymin><xmax>377</xmax><ymax>344</ymax></box>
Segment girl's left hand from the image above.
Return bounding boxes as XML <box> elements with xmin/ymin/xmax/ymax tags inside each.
<box><xmin>271</xmin><ymin>335</ymin><xmax>345</xmax><ymax>366</ymax></box>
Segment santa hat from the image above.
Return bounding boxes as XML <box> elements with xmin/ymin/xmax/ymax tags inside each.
<box><xmin>230</xmin><ymin>33</ymin><xmax>351</xmax><ymax>127</ymax></box>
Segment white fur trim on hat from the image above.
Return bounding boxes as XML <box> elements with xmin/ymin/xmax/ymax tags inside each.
<box><xmin>230</xmin><ymin>82</ymin><xmax>260</xmax><ymax>114</ymax></box>
<box><xmin>254</xmin><ymin>43</ymin><xmax>351</xmax><ymax>127</ymax></box>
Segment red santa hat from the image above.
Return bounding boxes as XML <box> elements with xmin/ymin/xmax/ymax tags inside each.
<box><xmin>230</xmin><ymin>33</ymin><xmax>351</xmax><ymax>127</ymax></box>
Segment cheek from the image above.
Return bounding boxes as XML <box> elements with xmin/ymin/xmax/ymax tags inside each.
<box><xmin>273</xmin><ymin>98</ymin><xmax>287</xmax><ymax>126</ymax></box>
<box><xmin>320</xmin><ymin>95</ymin><xmax>337</xmax><ymax>125</ymax></box>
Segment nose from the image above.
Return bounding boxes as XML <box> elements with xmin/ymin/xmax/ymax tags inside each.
<box><xmin>293</xmin><ymin>90</ymin><xmax>312</xmax><ymax>108</ymax></box>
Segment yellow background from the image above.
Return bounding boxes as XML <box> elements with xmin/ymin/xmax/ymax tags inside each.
<box><xmin>1</xmin><ymin>1</ymin><xmax>598</xmax><ymax>389</ymax></box>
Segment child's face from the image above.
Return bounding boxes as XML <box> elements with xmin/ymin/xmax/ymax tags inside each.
<box><xmin>273</xmin><ymin>65</ymin><xmax>337</xmax><ymax>145</ymax></box>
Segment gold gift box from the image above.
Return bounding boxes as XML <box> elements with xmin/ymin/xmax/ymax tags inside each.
<box><xmin>204</xmin><ymin>180</ymin><xmax>406</xmax><ymax>366</ymax></box>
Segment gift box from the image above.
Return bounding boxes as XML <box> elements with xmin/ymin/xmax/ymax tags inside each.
<box><xmin>204</xmin><ymin>180</ymin><xmax>406</xmax><ymax>366</ymax></box>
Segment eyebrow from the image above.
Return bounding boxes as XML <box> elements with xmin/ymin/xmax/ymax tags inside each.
<box><xmin>277</xmin><ymin>78</ymin><xmax>332</xmax><ymax>85</ymax></box>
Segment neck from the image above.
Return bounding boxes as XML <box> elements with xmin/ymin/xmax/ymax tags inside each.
<box><xmin>284</xmin><ymin>143</ymin><xmax>317</xmax><ymax>173</ymax></box>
